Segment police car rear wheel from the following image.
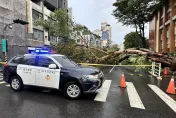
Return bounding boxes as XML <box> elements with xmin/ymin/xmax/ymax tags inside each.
<box><xmin>64</xmin><ymin>82</ymin><xmax>82</xmax><ymax>99</ymax></box>
<box><xmin>10</xmin><ymin>76</ymin><xmax>23</xmax><ymax>92</ymax></box>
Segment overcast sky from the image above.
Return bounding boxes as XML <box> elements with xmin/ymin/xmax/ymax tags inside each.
<box><xmin>68</xmin><ymin>0</ymin><xmax>149</xmax><ymax>45</ymax></box>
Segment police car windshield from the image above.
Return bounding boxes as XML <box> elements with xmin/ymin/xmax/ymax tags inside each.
<box><xmin>52</xmin><ymin>56</ymin><xmax>78</xmax><ymax>68</ymax></box>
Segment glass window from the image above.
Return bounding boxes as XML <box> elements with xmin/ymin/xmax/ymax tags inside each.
<box><xmin>11</xmin><ymin>56</ymin><xmax>23</xmax><ymax>64</ymax></box>
<box><xmin>52</xmin><ymin>56</ymin><xmax>78</xmax><ymax>68</ymax></box>
<box><xmin>37</xmin><ymin>56</ymin><xmax>56</xmax><ymax>68</ymax></box>
<box><xmin>33</xmin><ymin>29</ymin><xmax>44</xmax><ymax>41</ymax></box>
<box><xmin>32</xmin><ymin>9</ymin><xmax>43</xmax><ymax>22</ymax></box>
<box><xmin>21</xmin><ymin>56</ymin><xmax>36</xmax><ymax>66</ymax></box>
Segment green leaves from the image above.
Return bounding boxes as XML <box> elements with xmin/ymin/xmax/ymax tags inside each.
<box><xmin>34</xmin><ymin>9</ymin><xmax>71</xmax><ymax>39</ymax></box>
<box><xmin>113</xmin><ymin>0</ymin><xmax>164</xmax><ymax>48</ymax></box>
<box><xmin>124</xmin><ymin>32</ymin><xmax>143</xmax><ymax>49</ymax></box>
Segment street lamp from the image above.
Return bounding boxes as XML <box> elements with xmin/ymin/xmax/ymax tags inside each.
<box><xmin>2</xmin><ymin>19</ymin><xmax>28</xmax><ymax>62</ymax></box>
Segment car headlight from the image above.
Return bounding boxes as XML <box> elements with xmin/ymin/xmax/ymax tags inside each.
<box><xmin>83</xmin><ymin>75</ymin><xmax>98</xmax><ymax>80</ymax></box>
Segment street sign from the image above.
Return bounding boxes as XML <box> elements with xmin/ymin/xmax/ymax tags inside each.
<box><xmin>2</xmin><ymin>38</ymin><xmax>6</xmax><ymax>52</ymax></box>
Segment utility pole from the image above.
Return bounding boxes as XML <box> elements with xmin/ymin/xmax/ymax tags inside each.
<box><xmin>2</xmin><ymin>22</ymin><xmax>15</xmax><ymax>63</ymax></box>
<box><xmin>2</xmin><ymin>19</ymin><xmax>28</xmax><ymax>62</ymax></box>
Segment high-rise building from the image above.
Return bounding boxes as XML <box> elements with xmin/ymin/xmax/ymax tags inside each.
<box><xmin>101</xmin><ymin>22</ymin><xmax>112</xmax><ymax>48</ymax></box>
<box><xmin>93</xmin><ymin>29</ymin><xmax>102</xmax><ymax>47</ymax></box>
<box><xmin>93</xmin><ymin>22</ymin><xmax>112</xmax><ymax>48</ymax></box>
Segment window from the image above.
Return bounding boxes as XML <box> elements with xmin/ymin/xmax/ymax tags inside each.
<box><xmin>21</xmin><ymin>56</ymin><xmax>36</xmax><ymax>66</ymax></box>
<box><xmin>37</xmin><ymin>57</ymin><xmax>56</xmax><ymax>68</ymax></box>
<box><xmin>33</xmin><ymin>29</ymin><xmax>44</xmax><ymax>41</ymax></box>
<box><xmin>52</xmin><ymin>56</ymin><xmax>78</xmax><ymax>68</ymax></box>
<box><xmin>11</xmin><ymin>56</ymin><xmax>23</xmax><ymax>64</ymax></box>
<box><xmin>49</xmin><ymin>35</ymin><xmax>57</xmax><ymax>42</ymax></box>
<box><xmin>32</xmin><ymin>9</ymin><xmax>43</xmax><ymax>22</ymax></box>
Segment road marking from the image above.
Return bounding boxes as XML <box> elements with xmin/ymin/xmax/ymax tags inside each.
<box><xmin>109</xmin><ymin>66</ymin><xmax>115</xmax><ymax>73</ymax></box>
<box><xmin>0</xmin><ymin>78</ymin><xmax>3</xmax><ymax>81</ymax></box>
<box><xmin>0</xmin><ymin>81</ymin><xmax>5</xmax><ymax>84</ymax></box>
<box><xmin>94</xmin><ymin>80</ymin><xmax>112</xmax><ymax>102</ymax></box>
<box><xmin>148</xmin><ymin>84</ymin><xmax>176</xmax><ymax>113</ymax></box>
<box><xmin>6</xmin><ymin>84</ymin><xmax>10</xmax><ymax>87</ymax></box>
<box><xmin>126</xmin><ymin>82</ymin><xmax>145</xmax><ymax>109</ymax></box>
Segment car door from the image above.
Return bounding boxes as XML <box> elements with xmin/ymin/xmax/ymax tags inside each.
<box><xmin>17</xmin><ymin>55</ymin><xmax>36</xmax><ymax>85</ymax></box>
<box><xmin>35</xmin><ymin>56</ymin><xmax>60</xmax><ymax>89</ymax></box>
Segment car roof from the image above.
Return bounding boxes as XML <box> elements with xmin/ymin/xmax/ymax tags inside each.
<box><xmin>24</xmin><ymin>54</ymin><xmax>64</xmax><ymax>57</ymax></box>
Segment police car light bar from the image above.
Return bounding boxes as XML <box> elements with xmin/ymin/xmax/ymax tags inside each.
<box><xmin>34</xmin><ymin>49</ymin><xmax>49</xmax><ymax>53</ymax></box>
<box><xmin>32</xmin><ymin>48</ymin><xmax>50</xmax><ymax>54</ymax></box>
<box><xmin>29</xmin><ymin>47</ymin><xmax>57</xmax><ymax>54</ymax></box>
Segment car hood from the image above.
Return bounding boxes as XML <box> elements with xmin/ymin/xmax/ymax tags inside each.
<box><xmin>64</xmin><ymin>66</ymin><xmax>100</xmax><ymax>75</ymax></box>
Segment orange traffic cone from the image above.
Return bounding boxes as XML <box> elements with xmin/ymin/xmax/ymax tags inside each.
<box><xmin>166</xmin><ymin>76</ymin><xmax>176</xmax><ymax>94</ymax></box>
<box><xmin>119</xmin><ymin>72</ymin><xmax>126</xmax><ymax>88</ymax></box>
<box><xmin>164</xmin><ymin>67</ymin><xmax>168</xmax><ymax>75</ymax></box>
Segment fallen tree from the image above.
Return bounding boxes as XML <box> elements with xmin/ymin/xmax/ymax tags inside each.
<box><xmin>75</xmin><ymin>45</ymin><xmax>176</xmax><ymax>71</ymax></box>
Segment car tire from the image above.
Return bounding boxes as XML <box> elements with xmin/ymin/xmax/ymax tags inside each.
<box><xmin>10</xmin><ymin>76</ymin><xmax>23</xmax><ymax>92</ymax></box>
<box><xmin>64</xmin><ymin>81</ymin><xmax>82</xmax><ymax>100</ymax></box>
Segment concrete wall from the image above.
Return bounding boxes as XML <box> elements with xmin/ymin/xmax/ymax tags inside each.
<box><xmin>0</xmin><ymin>0</ymin><xmax>27</xmax><ymax>60</ymax></box>
<box><xmin>45</xmin><ymin>0</ymin><xmax>58</xmax><ymax>8</ymax></box>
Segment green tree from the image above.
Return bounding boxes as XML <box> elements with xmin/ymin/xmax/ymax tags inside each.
<box><xmin>113</xmin><ymin>0</ymin><xmax>164</xmax><ymax>48</ymax></box>
<box><xmin>124</xmin><ymin>32</ymin><xmax>143</xmax><ymax>49</ymax></box>
<box><xmin>108</xmin><ymin>44</ymin><xmax>120</xmax><ymax>52</ymax></box>
<box><xmin>34</xmin><ymin>9</ymin><xmax>72</xmax><ymax>42</ymax></box>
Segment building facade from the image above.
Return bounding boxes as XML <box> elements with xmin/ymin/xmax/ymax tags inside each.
<box><xmin>149</xmin><ymin>0</ymin><xmax>176</xmax><ymax>53</ymax></box>
<box><xmin>0</xmin><ymin>0</ymin><xmax>68</xmax><ymax>60</ymax></box>
<box><xmin>0</xmin><ymin>0</ymin><xmax>27</xmax><ymax>59</ymax></box>
<box><xmin>93</xmin><ymin>22</ymin><xmax>112</xmax><ymax>48</ymax></box>
<box><xmin>101</xmin><ymin>22</ymin><xmax>112</xmax><ymax>48</ymax></box>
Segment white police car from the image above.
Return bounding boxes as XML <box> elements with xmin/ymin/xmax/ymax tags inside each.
<box><xmin>3</xmin><ymin>49</ymin><xmax>104</xmax><ymax>99</ymax></box>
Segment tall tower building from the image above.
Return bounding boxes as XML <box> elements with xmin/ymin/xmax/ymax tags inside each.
<box><xmin>101</xmin><ymin>22</ymin><xmax>112</xmax><ymax>47</ymax></box>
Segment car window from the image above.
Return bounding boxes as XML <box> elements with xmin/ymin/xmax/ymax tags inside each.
<box><xmin>52</xmin><ymin>56</ymin><xmax>78</xmax><ymax>68</ymax></box>
<box><xmin>11</xmin><ymin>56</ymin><xmax>23</xmax><ymax>64</ymax></box>
<box><xmin>37</xmin><ymin>56</ymin><xmax>56</xmax><ymax>68</ymax></box>
<box><xmin>21</xmin><ymin>56</ymin><xmax>36</xmax><ymax>66</ymax></box>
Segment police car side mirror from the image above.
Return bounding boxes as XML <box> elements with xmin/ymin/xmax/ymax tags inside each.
<box><xmin>48</xmin><ymin>64</ymin><xmax>57</xmax><ymax>69</ymax></box>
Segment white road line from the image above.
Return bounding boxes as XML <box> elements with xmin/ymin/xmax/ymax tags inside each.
<box><xmin>94</xmin><ymin>80</ymin><xmax>112</xmax><ymax>102</ymax></box>
<box><xmin>0</xmin><ymin>81</ymin><xmax>5</xmax><ymax>84</ymax></box>
<box><xmin>148</xmin><ymin>84</ymin><xmax>176</xmax><ymax>113</ymax></box>
<box><xmin>109</xmin><ymin>66</ymin><xmax>115</xmax><ymax>73</ymax></box>
<box><xmin>0</xmin><ymin>78</ymin><xmax>3</xmax><ymax>81</ymax></box>
<box><xmin>6</xmin><ymin>84</ymin><xmax>10</xmax><ymax>87</ymax></box>
<box><xmin>126</xmin><ymin>82</ymin><xmax>145</xmax><ymax>109</ymax></box>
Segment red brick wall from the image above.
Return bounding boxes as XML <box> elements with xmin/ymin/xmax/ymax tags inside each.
<box><xmin>149</xmin><ymin>17</ymin><xmax>155</xmax><ymax>50</ymax></box>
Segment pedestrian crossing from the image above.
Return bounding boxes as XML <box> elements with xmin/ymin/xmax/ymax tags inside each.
<box><xmin>0</xmin><ymin>75</ymin><xmax>10</xmax><ymax>87</ymax></box>
<box><xmin>148</xmin><ymin>84</ymin><xmax>176</xmax><ymax>113</ymax></box>
<box><xmin>0</xmin><ymin>75</ymin><xmax>176</xmax><ymax>113</ymax></box>
<box><xmin>94</xmin><ymin>80</ymin><xmax>112</xmax><ymax>102</ymax></box>
<box><xmin>126</xmin><ymin>82</ymin><xmax>145</xmax><ymax>109</ymax></box>
<box><xmin>94</xmin><ymin>80</ymin><xmax>176</xmax><ymax>113</ymax></box>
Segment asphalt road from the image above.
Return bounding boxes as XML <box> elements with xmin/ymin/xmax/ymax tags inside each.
<box><xmin>0</xmin><ymin>67</ymin><xmax>176</xmax><ymax>118</ymax></box>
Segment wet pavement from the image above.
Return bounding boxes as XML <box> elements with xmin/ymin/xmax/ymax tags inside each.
<box><xmin>0</xmin><ymin>67</ymin><xmax>176</xmax><ymax>118</ymax></box>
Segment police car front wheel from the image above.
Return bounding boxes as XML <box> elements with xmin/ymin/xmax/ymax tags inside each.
<box><xmin>64</xmin><ymin>82</ymin><xmax>82</xmax><ymax>99</ymax></box>
<box><xmin>10</xmin><ymin>76</ymin><xmax>23</xmax><ymax>92</ymax></box>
